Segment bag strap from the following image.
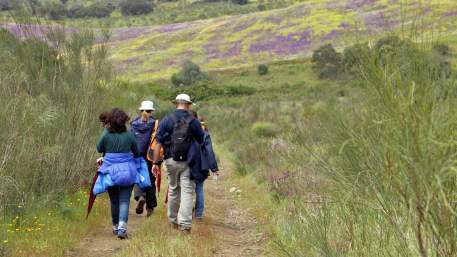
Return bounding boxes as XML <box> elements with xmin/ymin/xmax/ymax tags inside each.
<box><xmin>149</xmin><ymin>119</ymin><xmax>160</xmax><ymax>143</ymax></box>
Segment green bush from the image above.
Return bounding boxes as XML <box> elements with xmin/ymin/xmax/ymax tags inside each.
<box><xmin>311</xmin><ymin>44</ymin><xmax>343</xmax><ymax>79</ymax></box>
<box><xmin>171</xmin><ymin>60</ymin><xmax>207</xmax><ymax>87</ymax></box>
<box><xmin>119</xmin><ymin>0</ymin><xmax>154</xmax><ymax>16</ymax></box>
<box><xmin>0</xmin><ymin>0</ymin><xmax>11</xmax><ymax>11</ymax></box>
<box><xmin>40</xmin><ymin>2</ymin><xmax>67</xmax><ymax>20</ymax></box>
<box><xmin>232</xmin><ymin>0</ymin><xmax>248</xmax><ymax>4</ymax></box>
<box><xmin>343</xmin><ymin>42</ymin><xmax>370</xmax><ymax>75</ymax></box>
<box><xmin>257</xmin><ymin>64</ymin><xmax>269</xmax><ymax>75</ymax></box>
<box><xmin>251</xmin><ymin>121</ymin><xmax>279</xmax><ymax>138</ymax></box>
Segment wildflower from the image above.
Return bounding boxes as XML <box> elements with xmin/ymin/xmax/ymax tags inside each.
<box><xmin>48</xmin><ymin>212</ymin><xmax>52</xmax><ymax>216</ymax></box>
<box><xmin>15</xmin><ymin>228</ymin><xmax>19</xmax><ymax>231</ymax></box>
<box><xmin>18</xmin><ymin>205</ymin><xmax>23</xmax><ymax>208</ymax></box>
<box><xmin>3</xmin><ymin>240</ymin><xmax>7</xmax><ymax>244</ymax></box>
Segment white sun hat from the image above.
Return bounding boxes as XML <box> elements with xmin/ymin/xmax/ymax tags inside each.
<box><xmin>173</xmin><ymin>93</ymin><xmax>193</xmax><ymax>104</ymax></box>
<box><xmin>139</xmin><ymin>100</ymin><xmax>155</xmax><ymax>111</ymax></box>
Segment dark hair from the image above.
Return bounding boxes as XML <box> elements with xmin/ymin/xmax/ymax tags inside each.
<box><xmin>107</xmin><ymin>108</ymin><xmax>129</xmax><ymax>133</ymax></box>
<box><xmin>99</xmin><ymin>111</ymin><xmax>110</xmax><ymax>125</ymax></box>
<box><xmin>189</xmin><ymin>110</ymin><xmax>198</xmax><ymax>119</ymax></box>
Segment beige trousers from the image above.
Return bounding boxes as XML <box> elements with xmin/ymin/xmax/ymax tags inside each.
<box><xmin>165</xmin><ymin>158</ymin><xmax>195</xmax><ymax>229</ymax></box>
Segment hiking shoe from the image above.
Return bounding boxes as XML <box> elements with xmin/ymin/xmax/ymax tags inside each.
<box><xmin>180</xmin><ymin>227</ymin><xmax>191</xmax><ymax>235</ymax></box>
<box><xmin>195</xmin><ymin>216</ymin><xmax>203</xmax><ymax>221</ymax></box>
<box><xmin>135</xmin><ymin>199</ymin><xmax>145</xmax><ymax>214</ymax></box>
<box><xmin>169</xmin><ymin>223</ymin><xmax>179</xmax><ymax>230</ymax></box>
<box><xmin>146</xmin><ymin>208</ymin><xmax>154</xmax><ymax>217</ymax></box>
<box><xmin>117</xmin><ymin>229</ymin><xmax>128</xmax><ymax>240</ymax></box>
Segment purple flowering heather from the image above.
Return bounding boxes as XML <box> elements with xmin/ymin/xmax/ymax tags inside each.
<box><xmin>155</xmin><ymin>23</ymin><xmax>189</xmax><ymax>33</ymax></box>
<box><xmin>223</xmin><ymin>41</ymin><xmax>242</xmax><ymax>58</ymax></box>
<box><xmin>232</xmin><ymin>18</ymin><xmax>257</xmax><ymax>33</ymax></box>
<box><xmin>346</xmin><ymin>0</ymin><xmax>377</xmax><ymax>10</ymax></box>
<box><xmin>443</xmin><ymin>11</ymin><xmax>457</xmax><ymax>17</ymax></box>
<box><xmin>249</xmin><ymin>29</ymin><xmax>313</xmax><ymax>56</ymax></box>
<box><xmin>110</xmin><ymin>27</ymin><xmax>151</xmax><ymax>42</ymax></box>
<box><xmin>2</xmin><ymin>23</ymin><xmax>78</xmax><ymax>40</ymax></box>
<box><xmin>323</xmin><ymin>30</ymin><xmax>341</xmax><ymax>40</ymax></box>
<box><xmin>264</xmin><ymin>16</ymin><xmax>283</xmax><ymax>24</ymax></box>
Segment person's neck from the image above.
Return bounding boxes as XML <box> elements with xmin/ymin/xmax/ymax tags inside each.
<box><xmin>176</xmin><ymin>107</ymin><xmax>187</xmax><ymax>111</ymax></box>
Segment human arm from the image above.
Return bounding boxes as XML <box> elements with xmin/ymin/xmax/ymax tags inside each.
<box><xmin>204</xmin><ymin>133</ymin><xmax>219</xmax><ymax>174</ymax></box>
<box><xmin>96</xmin><ymin>132</ymin><xmax>106</xmax><ymax>153</ymax></box>
<box><xmin>151</xmin><ymin>142</ymin><xmax>162</xmax><ymax>177</ymax></box>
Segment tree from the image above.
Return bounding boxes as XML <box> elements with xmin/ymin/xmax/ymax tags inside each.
<box><xmin>311</xmin><ymin>44</ymin><xmax>343</xmax><ymax>79</ymax></box>
<box><xmin>171</xmin><ymin>60</ymin><xmax>207</xmax><ymax>86</ymax></box>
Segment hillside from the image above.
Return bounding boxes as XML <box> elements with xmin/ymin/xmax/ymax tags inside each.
<box><xmin>107</xmin><ymin>0</ymin><xmax>457</xmax><ymax>81</ymax></box>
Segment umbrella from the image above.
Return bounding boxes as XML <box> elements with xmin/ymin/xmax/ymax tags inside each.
<box><xmin>156</xmin><ymin>166</ymin><xmax>161</xmax><ymax>194</ymax></box>
<box><xmin>86</xmin><ymin>159</ymin><xmax>102</xmax><ymax>219</ymax></box>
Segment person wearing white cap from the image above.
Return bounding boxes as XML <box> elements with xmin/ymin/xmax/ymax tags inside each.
<box><xmin>130</xmin><ymin>100</ymin><xmax>158</xmax><ymax>217</ymax></box>
<box><xmin>151</xmin><ymin>94</ymin><xmax>205</xmax><ymax>234</ymax></box>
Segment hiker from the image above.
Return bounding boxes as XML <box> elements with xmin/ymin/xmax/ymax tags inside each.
<box><xmin>188</xmin><ymin>110</ymin><xmax>219</xmax><ymax>220</ymax></box>
<box><xmin>95</xmin><ymin>108</ymin><xmax>151</xmax><ymax>239</ymax></box>
<box><xmin>130</xmin><ymin>101</ymin><xmax>157</xmax><ymax>217</ymax></box>
<box><xmin>151</xmin><ymin>94</ymin><xmax>205</xmax><ymax>234</ymax></box>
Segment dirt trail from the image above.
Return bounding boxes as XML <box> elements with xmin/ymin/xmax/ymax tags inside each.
<box><xmin>65</xmin><ymin>167</ymin><xmax>266</xmax><ymax>257</ymax></box>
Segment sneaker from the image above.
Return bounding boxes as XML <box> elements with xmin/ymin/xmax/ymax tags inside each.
<box><xmin>112</xmin><ymin>225</ymin><xmax>118</xmax><ymax>235</ymax></box>
<box><xmin>135</xmin><ymin>199</ymin><xmax>145</xmax><ymax>215</ymax></box>
<box><xmin>117</xmin><ymin>229</ymin><xmax>128</xmax><ymax>240</ymax></box>
<box><xmin>146</xmin><ymin>208</ymin><xmax>154</xmax><ymax>217</ymax></box>
<box><xmin>195</xmin><ymin>216</ymin><xmax>203</xmax><ymax>221</ymax></box>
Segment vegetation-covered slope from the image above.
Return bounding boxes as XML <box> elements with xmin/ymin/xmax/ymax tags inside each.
<box><xmin>107</xmin><ymin>0</ymin><xmax>457</xmax><ymax>81</ymax></box>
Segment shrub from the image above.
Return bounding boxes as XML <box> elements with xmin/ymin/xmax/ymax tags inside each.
<box><xmin>343</xmin><ymin>43</ymin><xmax>370</xmax><ymax>75</ymax></box>
<box><xmin>84</xmin><ymin>2</ymin><xmax>114</xmax><ymax>18</ymax></box>
<box><xmin>257</xmin><ymin>64</ymin><xmax>269</xmax><ymax>75</ymax></box>
<box><xmin>232</xmin><ymin>0</ymin><xmax>248</xmax><ymax>4</ymax></box>
<box><xmin>0</xmin><ymin>0</ymin><xmax>11</xmax><ymax>11</ymax></box>
<box><xmin>171</xmin><ymin>60</ymin><xmax>206</xmax><ymax>86</ymax></box>
<box><xmin>41</xmin><ymin>2</ymin><xmax>67</xmax><ymax>20</ymax></box>
<box><xmin>311</xmin><ymin>44</ymin><xmax>343</xmax><ymax>79</ymax></box>
<box><xmin>119</xmin><ymin>0</ymin><xmax>154</xmax><ymax>16</ymax></box>
<box><xmin>251</xmin><ymin>121</ymin><xmax>279</xmax><ymax>138</ymax></box>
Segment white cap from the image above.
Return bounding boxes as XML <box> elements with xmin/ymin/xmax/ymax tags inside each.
<box><xmin>174</xmin><ymin>93</ymin><xmax>192</xmax><ymax>104</ymax></box>
<box><xmin>139</xmin><ymin>100</ymin><xmax>155</xmax><ymax>111</ymax></box>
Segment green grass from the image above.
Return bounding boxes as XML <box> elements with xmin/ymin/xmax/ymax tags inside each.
<box><xmin>1</xmin><ymin>190</ymin><xmax>108</xmax><ymax>257</ymax></box>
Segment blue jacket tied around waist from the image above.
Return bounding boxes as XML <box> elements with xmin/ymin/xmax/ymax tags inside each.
<box><xmin>93</xmin><ymin>153</ymin><xmax>151</xmax><ymax>195</ymax></box>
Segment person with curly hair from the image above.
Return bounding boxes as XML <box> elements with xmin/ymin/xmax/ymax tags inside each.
<box><xmin>96</xmin><ymin>108</ymin><xmax>145</xmax><ymax>239</ymax></box>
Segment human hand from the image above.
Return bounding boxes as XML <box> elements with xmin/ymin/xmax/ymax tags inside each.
<box><xmin>152</xmin><ymin>164</ymin><xmax>160</xmax><ymax>178</ymax></box>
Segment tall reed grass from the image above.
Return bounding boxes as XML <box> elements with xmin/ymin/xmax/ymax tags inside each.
<box><xmin>274</xmin><ymin>37</ymin><xmax>457</xmax><ymax>256</ymax></box>
<box><xmin>0</xmin><ymin>18</ymin><xmax>112</xmax><ymax>218</ymax></box>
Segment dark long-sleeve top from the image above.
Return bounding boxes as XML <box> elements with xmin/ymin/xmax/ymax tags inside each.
<box><xmin>96</xmin><ymin>128</ymin><xmax>140</xmax><ymax>157</ymax></box>
<box><xmin>155</xmin><ymin>109</ymin><xmax>205</xmax><ymax>159</ymax></box>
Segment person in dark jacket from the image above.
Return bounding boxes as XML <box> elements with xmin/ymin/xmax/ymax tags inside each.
<box><xmin>188</xmin><ymin>110</ymin><xmax>219</xmax><ymax>220</ymax></box>
<box><xmin>130</xmin><ymin>100</ymin><xmax>157</xmax><ymax>217</ymax></box>
<box><xmin>152</xmin><ymin>94</ymin><xmax>205</xmax><ymax>234</ymax></box>
<box><xmin>96</xmin><ymin>108</ymin><xmax>139</xmax><ymax>239</ymax></box>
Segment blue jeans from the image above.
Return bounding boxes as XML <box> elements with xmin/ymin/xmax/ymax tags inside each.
<box><xmin>195</xmin><ymin>181</ymin><xmax>205</xmax><ymax>218</ymax></box>
<box><xmin>108</xmin><ymin>185</ymin><xmax>133</xmax><ymax>230</ymax></box>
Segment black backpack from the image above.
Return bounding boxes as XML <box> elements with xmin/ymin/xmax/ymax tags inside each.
<box><xmin>170</xmin><ymin>113</ymin><xmax>194</xmax><ymax>161</ymax></box>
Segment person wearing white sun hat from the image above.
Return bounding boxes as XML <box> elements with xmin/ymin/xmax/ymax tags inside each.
<box><xmin>151</xmin><ymin>94</ymin><xmax>205</xmax><ymax>234</ymax></box>
<box><xmin>130</xmin><ymin>100</ymin><xmax>158</xmax><ymax>217</ymax></box>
